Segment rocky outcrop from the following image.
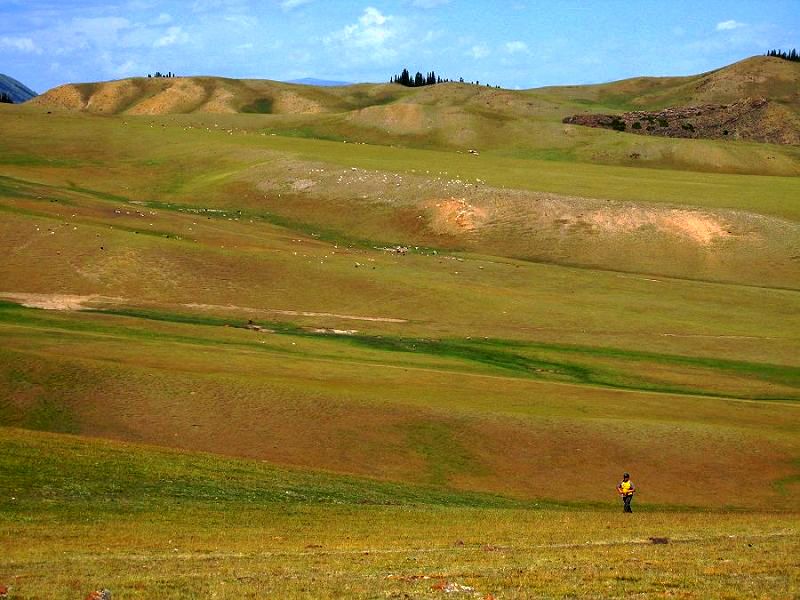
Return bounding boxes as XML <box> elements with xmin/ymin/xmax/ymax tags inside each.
<box><xmin>563</xmin><ymin>97</ymin><xmax>799</xmax><ymax>145</ymax></box>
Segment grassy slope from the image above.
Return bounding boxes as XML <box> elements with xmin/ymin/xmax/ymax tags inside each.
<box><xmin>2</xmin><ymin>62</ymin><xmax>800</xmax><ymax>597</ymax></box>
<box><xmin>2</xmin><ymin>427</ymin><xmax>799</xmax><ymax>599</ymax></box>
<box><xmin>25</xmin><ymin>56</ymin><xmax>800</xmax><ymax>176</ymax></box>
<box><xmin>538</xmin><ymin>56</ymin><xmax>800</xmax><ymax>108</ymax></box>
<box><xmin>1</xmin><ymin>299</ymin><xmax>799</xmax><ymax>510</ymax></box>
<box><xmin>1</xmin><ymin>110</ymin><xmax>798</xmax><ymax>477</ymax></box>
<box><xmin>2</xmin><ymin>107</ymin><xmax>799</xmax><ymax>291</ymax></box>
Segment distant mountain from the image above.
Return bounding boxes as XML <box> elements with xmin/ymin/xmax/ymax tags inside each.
<box><xmin>288</xmin><ymin>77</ymin><xmax>352</xmax><ymax>87</ymax></box>
<box><xmin>0</xmin><ymin>74</ymin><xmax>37</xmax><ymax>103</ymax></box>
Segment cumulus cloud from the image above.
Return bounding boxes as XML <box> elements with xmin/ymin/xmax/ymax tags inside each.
<box><xmin>324</xmin><ymin>7</ymin><xmax>398</xmax><ymax>61</ymax></box>
<box><xmin>469</xmin><ymin>44</ymin><xmax>490</xmax><ymax>59</ymax></box>
<box><xmin>0</xmin><ymin>36</ymin><xmax>42</xmax><ymax>54</ymax></box>
<box><xmin>154</xmin><ymin>25</ymin><xmax>188</xmax><ymax>47</ymax></box>
<box><xmin>360</xmin><ymin>6</ymin><xmax>389</xmax><ymax>27</ymax></box>
<box><xmin>716</xmin><ymin>20</ymin><xmax>745</xmax><ymax>31</ymax></box>
<box><xmin>504</xmin><ymin>41</ymin><xmax>528</xmax><ymax>54</ymax></box>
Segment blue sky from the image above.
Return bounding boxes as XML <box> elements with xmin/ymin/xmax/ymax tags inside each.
<box><xmin>1</xmin><ymin>0</ymin><xmax>798</xmax><ymax>93</ymax></box>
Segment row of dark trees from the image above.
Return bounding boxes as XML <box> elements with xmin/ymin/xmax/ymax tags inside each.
<box><xmin>766</xmin><ymin>49</ymin><xmax>799</xmax><ymax>62</ymax></box>
<box><xmin>0</xmin><ymin>92</ymin><xmax>14</xmax><ymax>104</ymax></box>
<box><xmin>147</xmin><ymin>71</ymin><xmax>177</xmax><ymax>78</ymax></box>
<box><xmin>391</xmin><ymin>68</ymin><xmax>445</xmax><ymax>87</ymax></box>
<box><xmin>390</xmin><ymin>68</ymin><xmax>499</xmax><ymax>88</ymax></box>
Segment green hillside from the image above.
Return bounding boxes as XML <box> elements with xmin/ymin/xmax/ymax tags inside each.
<box><xmin>2</xmin><ymin>56</ymin><xmax>799</xmax><ymax>598</ymax></box>
<box><xmin>3</xmin><ymin>427</ymin><xmax>798</xmax><ymax>598</ymax></box>
<box><xmin>27</xmin><ymin>56</ymin><xmax>800</xmax><ymax>175</ymax></box>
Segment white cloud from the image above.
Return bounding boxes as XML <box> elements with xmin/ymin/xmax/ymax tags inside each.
<box><xmin>154</xmin><ymin>25</ymin><xmax>188</xmax><ymax>47</ymax></box>
<box><xmin>469</xmin><ymin>44</ymin><xmax>490</xmax><ymax>59</ymax></box>
<box><xmin>0</xmin><ymin>36</ymin><xmax>42</xmax><ymax>54</ymax></box>
<box><xmin>324</xmin><ymin>7</ymin><xmax>398</xmax><ymax>60</ymax></box>
<box><xmin>360</xmin><ymin>7</ymin><xmax>388</xmax><ymax>27</ymax></box>
<box><xmin>281</xmin><ymin>0</ymin><xmax>313</xmax><ymax>10</ymax></box>
<box><xmin>153</xmin><ymin>13</ymin><xmax>172</xmax><ymax>25</ymax></box>
<box><xmin>716</xmin><ymin>20</ymin><xmax>745</xmax><ymax>31</ymax></box>
<box><xmin>504</xmin><ymin>41</ymin><xmax>528</xmax><ymax>54</ymax></box>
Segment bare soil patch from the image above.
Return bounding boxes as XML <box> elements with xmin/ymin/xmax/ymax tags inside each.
<box><xmin>273</xmin><ymin>90</ymin><xmax>324</xmax><ymax>114</ymax></box>
<box><xmin>583</xmin><ymin>207</ymin><xmax>732</xmax><ymax>245</ymax></box>
<box><xmin>184</xmin><ymin>302</ymin><xmax>408</xmax><ymax>323</ymax></box>
<box><xmin>428</xmin><ymin>198</ymin><xmax>488</xmax><ymax>234</ymax></box>
<box><xmin>199</xmin><ymin>86</ymin><xmax>237</xmax><ymax>113</ymax></box>
<box><xmin>127</xmin><ymin>79</ymin><xmax>207</xmax><ymax>115</ymax></box>
<box><xmin>28</xmin><ymin>84</ymin><xmax>85</xmax><ymax>110</ymax></box>
<box><xmin>347</xmin><ymin>103</ymin><xmax>428</xmax><ymax>134</ymax></box>
<box><xmin>0</xmin><ymin>293</ymin><xmax>119</xmax><ymax>311</ymax></box>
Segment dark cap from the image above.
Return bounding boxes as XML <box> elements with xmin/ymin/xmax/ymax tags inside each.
<box><xmin>623</xmin><ymin>472</ymin><xmax>630</xmax><ymax>477</ymax></box>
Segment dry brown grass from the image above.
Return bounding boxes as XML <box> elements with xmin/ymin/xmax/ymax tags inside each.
<box><xmin>2</xmin><ymin>312</ymin><xmax>798</xmax><ymax>510</ymax></box>
<box><xmin>3</xmin><ymin>502</ymin><xmax>799</xmax><ymax>599</ymax></box>
<box><xmin>1</xmin><ymin>426</ymin><xmax>798</xmax><ymax>598</ymax></box>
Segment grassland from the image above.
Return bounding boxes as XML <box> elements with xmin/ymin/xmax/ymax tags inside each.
<box><xmin>2</xmin><ymin>428</ymin><xmax>798</xmax><ymax>599</ymax></box>
<box><xmin>26</xmin><ymin>55</ymin><xmax>800</xmax><ymax>176</ymax></box>
<box><xmin>1</xmin><ymin>58</ymin><xmax>800</xmax><ymax>597</ymax></box>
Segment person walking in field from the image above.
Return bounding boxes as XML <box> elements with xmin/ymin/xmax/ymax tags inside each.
<box><xmin>617</xmin><ymin>472</ymin><xmax>635</xmax><ymax>513</ymax></box>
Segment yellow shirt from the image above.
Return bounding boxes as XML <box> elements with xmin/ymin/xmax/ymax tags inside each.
<box><xmin>619</xmin><ymin>480</ymin><xmax>634</xmax><ymax>495</ymax></box>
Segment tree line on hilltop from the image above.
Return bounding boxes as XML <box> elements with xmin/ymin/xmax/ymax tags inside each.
<box><xmin>766</xmin><ymin>49</ymin><xmax>799</xmax><ymax>62</ymax></box>
<box><xmin>391</xmin><ymin>68</ymin><xmax>444</xmax><ymax>87</ymax></box>
<box><xmin>390</xmin><ymin>68</ymin><xmax>499</xmax><ymax>88</ymax></box>
<box><xmin>147</xmin><ymin>71</ymin><xmax>177</xmax><ymax>78</ymax></box>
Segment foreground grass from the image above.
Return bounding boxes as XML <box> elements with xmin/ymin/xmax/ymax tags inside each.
<box><xmin>2</xmin><ymin>428</ymin><xmax>799</xmax><ymax>599</ymax></box>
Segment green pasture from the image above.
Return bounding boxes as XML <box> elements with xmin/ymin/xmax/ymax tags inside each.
<box><xmin>1</xmin><ymin>428</ymin><xmax>799</xmax><ymax>599</ymax></box>
<box><xmin>3</xmin><ymin>105</ymin><xmax>800</xmax><ymax>219</ymax></box>
<box><xmin>2</xmin><ymin>66</ymin><xmax>800</xmax><ymax>597</ymax></box>
<box><xmin>1</xmin><ymin>107</ymin><xmax>799</xmax><ymax>296</ymax></box>
<box><xmin>1</xmin><ymin>301</ymin><xmax>798</xmax><ymax>513</ymax></box>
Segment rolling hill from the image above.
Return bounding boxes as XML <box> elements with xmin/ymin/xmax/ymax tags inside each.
<box><xmin>27</xmin><ymin>56</ymin><xmax>800</xmax><ymax>177</ymax></box>
<box><xmin>31</xmin><ymin>56</ymin><xmax>800</xmax><ymax>117</ymax></box>
<box><xmin>1</xmin><ymin>99</ymin><xmax>798</xmax><ymax>505</ymax></box>
<box><xmin>541</xmin><ymin>55</ymin><xmax>800</xmax><ymax>108</ymax></box>
<box><xmin>288</xmin><ymin>77</ymin><xmax>353</xmax><ymax>86</ymax></box>
<box><xmin>2</xmin><ymin>55</ymin><xmax>799</xmax><ymax>598</ymax></box>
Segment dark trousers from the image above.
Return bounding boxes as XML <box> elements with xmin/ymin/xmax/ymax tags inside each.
<box><xmin>623</xmin><ymin>494</ymin><xmax>633</xmax><ymax>512</ymax></box>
